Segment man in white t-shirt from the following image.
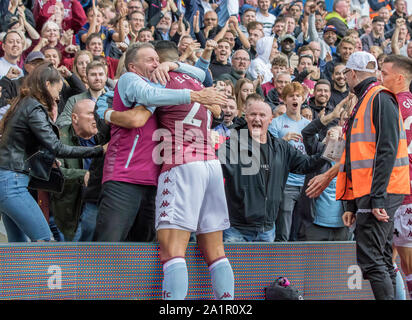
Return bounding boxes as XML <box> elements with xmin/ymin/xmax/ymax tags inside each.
<box><xmin>0</xmin><ymin>30</ymin><xmax>24</xmax><ymax>80</ymax></box>
<box><xmin>256</xmin><ymin>0</ymin><xmax>276</xmax><ymax>36</ymax></box>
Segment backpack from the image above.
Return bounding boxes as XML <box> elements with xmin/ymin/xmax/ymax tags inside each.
<box><xmin>265</xmin><ymin>277</ymin><xmax>304</xmax><ymax>300</ymax></box>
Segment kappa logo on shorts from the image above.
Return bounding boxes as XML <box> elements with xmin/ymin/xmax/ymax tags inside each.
<box><xmin>162</xmin><ymin>189</ymin><xmax>171</xmax><ymax>196</ymax></box>
<box><xmin>160</xmin><ymin>211</ymin><xmax>168</xmax><ymax>218</ymax></box>
<box><xmin>160</xmin><ymin>200</ymin><xmax>170</xmax><ymax>208</ymax></box>
<box><xmin>408</xmin><ymin>219</ymin><xmax>412</xmax><ymax>226</ymax></box>
<box><xmin>394</xmin><ymin>228</ymin><xmax>400</xmax><ymax>237</ymax></box>
<box><xmin>406</xmin><ymin>208</ymin><xmax>412</xmax><ymax>214</ymax></box>
<box><xmin>164</xmin><ymin>177</ymin><xmax>171</xmax><ymax>184</ymax></box>
<box><xmin>220</xmin><ymin>292</ymin><xmax>232</xmax><ymax>299</ymax></box>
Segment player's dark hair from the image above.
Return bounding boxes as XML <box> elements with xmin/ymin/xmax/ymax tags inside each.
<box><xmin>154</xmin><ymin>40</ymin><xmax>179</xmax><ymax>62</ymax></box>
<box><xmin>384</xmin><ymin>54</ymin><xmax>412</xmax><ymax>81</ymax></box>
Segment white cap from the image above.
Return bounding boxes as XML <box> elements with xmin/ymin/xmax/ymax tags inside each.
<box><xmin>344</xmin><ymin>51</ymin><xmax>378</xmax><ymax>73</ymax></box>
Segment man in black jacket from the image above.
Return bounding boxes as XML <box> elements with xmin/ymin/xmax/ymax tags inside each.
<box><xmin>218</xmin><ymin>100</ymin><xmax>328</xmax><ymax>242</ymax></box>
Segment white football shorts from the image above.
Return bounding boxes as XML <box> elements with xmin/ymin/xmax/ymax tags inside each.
<box><xmin>155</xmin><ymin>159</ymin><xmax>230</xmax><ymax>235</ymax></box>
<box><xmin>393</xmin><ymin>203</ymin><xmax>412</xmax><ymax>248</ymax></box>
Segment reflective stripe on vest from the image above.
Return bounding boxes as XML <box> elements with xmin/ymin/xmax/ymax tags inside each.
<box><xmin>336</xmin><ymin>85</ymin><xmax>410</xmax><ymax>200</ymax></box>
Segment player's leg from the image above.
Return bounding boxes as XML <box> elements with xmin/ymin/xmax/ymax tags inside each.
<box><xmin>196</xmin><ymin>160</ymin><xmax>234</xmax><ymax>300</ymax></box>
<box><xmin>396</xmin><ymin>246</ymin><xmax>412</xmax><ymax>300</ymax></box>
<box><xmin>155</xmin><ymin>163</ymin><xmax>207</xmax><ymax>300</ymax></box>
<box><xmin>197</xmin><ymin>231</ymin><xmax>234</xmax><ymax>300</ymax></box>
<box><xmin>157</xmin><ymin>228</ymin><xmax>191</xmax><ymax>300</ymax></box>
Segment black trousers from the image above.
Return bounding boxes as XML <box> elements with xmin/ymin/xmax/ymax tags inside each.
<box><xmin>93</xmin><ymin>181</ymin><xmax>156</xmax><ymax>242</ymax></box>
<box><xmin>354</xmin><ymin>194</ymin><xmax>404</xmax><ymax>300</ymax></box>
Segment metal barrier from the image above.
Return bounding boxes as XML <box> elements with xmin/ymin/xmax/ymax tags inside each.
<box><xmin>0</xmin><ymin>241</ymin><xmax>374</xmax><ymax>300</ymax></box>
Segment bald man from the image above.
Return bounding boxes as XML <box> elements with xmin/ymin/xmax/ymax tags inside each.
<box><xmin>51</xmin><ymin>99</ymin><xmax>104</xmax><ymax>242</ymax></box>
<box><xmin>218</xmin><ymin>100</ymin><xmax>328</xmax><ymax>242</ymax></box>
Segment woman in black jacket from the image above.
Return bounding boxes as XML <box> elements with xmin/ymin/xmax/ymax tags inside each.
<box><xmin>0</xmin><ymin>62</ymin><xmax>103</xmax><ymax>242</ymax></box>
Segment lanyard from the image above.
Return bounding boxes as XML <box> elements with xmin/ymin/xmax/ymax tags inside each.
<box><xmin>342</xmin><ymin>82</ymin><xmax>379</xmax><ymax>135</ymax></box>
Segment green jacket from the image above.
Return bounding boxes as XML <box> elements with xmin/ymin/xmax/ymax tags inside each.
<box><xmin>325</xmin><ymin>11</ymin><xmax>348</xmax><ymax>38</ymax></box>
<box><xmin>50</xmin><ymin>125</ymin><xmax>88</xmax><ymax>241</ymax></box>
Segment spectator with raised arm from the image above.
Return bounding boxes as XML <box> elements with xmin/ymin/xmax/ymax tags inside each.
<box><xmin>33</xmin><ymin>0</ymin><xmax>87</xmax><ymax>34</ymax></box>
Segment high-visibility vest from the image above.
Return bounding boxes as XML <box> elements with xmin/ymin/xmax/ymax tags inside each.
<box><xmin>336</xmin><ymin>85</ymin><xmax>410</xmax><ymax>201</ymax></box>
<box><xmin>369</xmin><ymin>0</ymin><xmax>393</xmax><ymax>19</ymax></box>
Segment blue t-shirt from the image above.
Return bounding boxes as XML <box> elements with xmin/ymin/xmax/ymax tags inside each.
<box><xmin>76</xmin><ymin>24</ymin><xmax>115</xmax><ymax>57</ymax></box>
<box><xmin>78</xmin><ymin>136</ymin><xmax>96</xmax><ymax>170</ymax></box>
<box><xmin>268</xmin><ymin>113</ymin><xmax>310</xmax><ymax>186</ymax></box>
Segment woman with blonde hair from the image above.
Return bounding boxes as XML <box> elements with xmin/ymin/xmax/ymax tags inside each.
<box><xmin>235</xmin><ymin>78</ymin><xmax>255</xmax><ymax>117</ymax></box>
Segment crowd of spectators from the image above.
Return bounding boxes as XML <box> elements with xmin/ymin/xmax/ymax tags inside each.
<box><xmin>1</xmin><ymin>0</ymin><xmax>412</xmax><ymax>244</ymax></box>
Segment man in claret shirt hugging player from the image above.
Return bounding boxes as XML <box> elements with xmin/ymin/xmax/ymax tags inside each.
<box><xmin>103</xmin><ymin>41</ymin><xmax>234</xmax><ymax>300</ymax></box>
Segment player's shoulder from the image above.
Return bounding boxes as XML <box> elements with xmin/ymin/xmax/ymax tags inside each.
<box><xmin>167</xmin><ymin>71</ymin><xmax>203</xmax><ymax>90</ymax></box>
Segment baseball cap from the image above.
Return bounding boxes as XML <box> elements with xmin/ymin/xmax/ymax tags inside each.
<box><xmin>25</xmin><ymin>51</ymin><xmax>45</xmax><ymax>64</ymax></box>
<box><xmin>344</xmin><ymin>51</ymin><xmax>378</xmax><ymax>73</ymax></box>
<box><xmin>279</xmin><ymin>34</ymin><xmax>296</xmax><ymax>42</ymax></box>
<box><xmin>324</xmin><ymin>25</ymin><xmax>337</xmax><ymax>33</ymax></box>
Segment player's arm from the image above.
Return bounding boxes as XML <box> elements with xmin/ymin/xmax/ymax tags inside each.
<box><xmin>120</xmin><ymin>73</ymin><xmax>227</xmax><ymax>108</ymax></box>
<box><xmin>150</xmin><ymin>61</ymin><xmax>206</xmax><ymax>85</ymax></box>
<box><xmin>104</xmin><ymin>106</ymin><xmax>152</xmax><ymax>129</ymax></box>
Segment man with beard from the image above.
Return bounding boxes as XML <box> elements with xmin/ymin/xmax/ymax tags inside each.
<box><xmin>202</xmin><ymin>10</ymin><xmax>223</xmax><ymax>40</ymax></box>
<box><xmin>307</xmin><ymin>79</ymin><xmax>335</xmax><ymax>140</ymax></box>
<box><xmin>278</xmin><ymin>34</ymin><xmax>299</xmax><ymax>71</ymax></box>
<box><xmin>329</xmin><ymin>63</ymin><xmax>349</xmax><ymax>107</ymax></box>
<box><xmin>209</xmin><ymin>39</ymin><xmax>232</xmax><ymax>79</ymax></box>
<box><xmin>153</xmin><ymin>11</ymin><xmax>172</xmax><ymax>41</ymax></box>
<box><xmin>57</xmin><ymin>61</ymin><xmax>107</xmax><ymax>128</ymax></box>
<box><xmin>216</xmin><ymin>49</ymin><xmax>264</xmax><ymax>95</ymax></box>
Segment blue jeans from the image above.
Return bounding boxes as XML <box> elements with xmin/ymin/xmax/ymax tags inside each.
<box><xmin>0</xmin><ymin>169</ymin><xmax>51</xmax><ymax>242</ymax></box>
<box><xmin>72</xmin><ymin>202</ymin><xmax>98</xmax><ymax>242</ymax></box>
<box><xmin>223</xmin><ymin>225</ymin><xmax>276</xmax><ymax>242</ymax></box>
<box><xmin>49</xmin><ymin>213</ymin><xmax>65</xmax><ymax>242</ymax></box>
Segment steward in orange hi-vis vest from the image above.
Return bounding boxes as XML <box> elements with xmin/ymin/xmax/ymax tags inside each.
<box><xmin>336</xmin><ymin>84</ymin><xmax>410</xmax><ymax>202</ymax></box>
<box><xmin>369</xmin><ymin>0</ymin><xmax>394</xmax><ymax>18</ymax></box>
